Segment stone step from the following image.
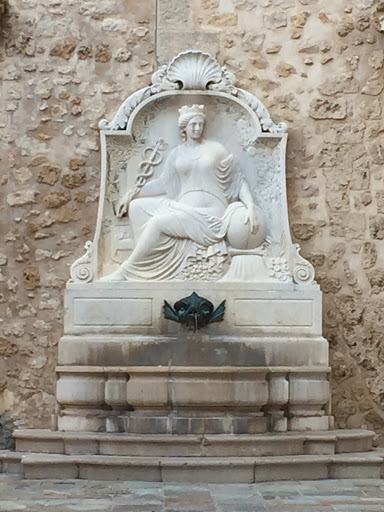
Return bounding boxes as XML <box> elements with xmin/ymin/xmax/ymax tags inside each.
<box><xmin>7</xmin><ymin>450</ymin><xmax>384</xmax><ymax>482</ymax></box>
<box><xmin>0</xmin><ymin>450</ymin><xmax>23</xmax><ymax>475</ymax></box>
<box><xmin>14</xmin><ymin>428</ymin><xmax>375</xmax><ymax>458</ymax></box>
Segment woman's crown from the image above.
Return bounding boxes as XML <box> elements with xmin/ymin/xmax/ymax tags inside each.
<box><xmin>178</xmin><ymin>104</ymin><xmax>205</xmax><ymax>117</ymax></box>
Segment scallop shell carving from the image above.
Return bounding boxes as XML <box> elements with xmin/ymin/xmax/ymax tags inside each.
<box><xmin>167</xmin><ymin>51</ymin><xmax>223</xmax><ymax>90</ymax></box>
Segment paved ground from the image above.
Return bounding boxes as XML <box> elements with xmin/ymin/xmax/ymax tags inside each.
<box><xmin>2</xmin><ymin>475</ymin><xmax>384</xmax><ymax>511</ymax></box>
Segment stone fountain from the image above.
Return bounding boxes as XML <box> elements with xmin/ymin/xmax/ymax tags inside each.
<box><xmin>2</xmin><ymin>51</ymin><xmax>379</xmax><ymax>482</ymax></box>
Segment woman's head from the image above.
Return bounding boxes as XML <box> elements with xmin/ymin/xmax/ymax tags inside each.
<box><xmin>178</xmin><ymin>105</ymin><xmax>206</xmax><ymax>141</ymax></box>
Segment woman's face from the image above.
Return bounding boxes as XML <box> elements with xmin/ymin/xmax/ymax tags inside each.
<box><xmin>186</xmin><ymin>115</ymin><xmax>205</xmax><ymax>141</ymax></box>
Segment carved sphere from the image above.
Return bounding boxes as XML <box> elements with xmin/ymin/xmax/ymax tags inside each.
<box><xmin>226</xmin><ymin>205</ymin><xmax>267</xmax><ymax>250</ymax></box>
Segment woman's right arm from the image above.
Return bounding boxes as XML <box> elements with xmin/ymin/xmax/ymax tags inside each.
<box><xmin>139</xmin><ymin>176</ymin><xmax>167</xmax><ymax>196</ymax></box>
<box><xmin>116</xmin><ymin>150</ymin><xmax>176</xmax><ymax>216</ymax></box>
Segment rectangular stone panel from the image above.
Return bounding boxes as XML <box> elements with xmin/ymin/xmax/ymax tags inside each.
<box><xmin>64</xmin><ymin>282</ymin><xmax>323</xmax><ymax>336</ymax></box>
<box><xmin>234</xmin><ymin>299</ymin><xmax>313</xmax><ymax>327</ymax></box>
<box><xmin>72</xmin><ymin>298</ymin><xmax>152</xmax><ymax>326</ymax></box>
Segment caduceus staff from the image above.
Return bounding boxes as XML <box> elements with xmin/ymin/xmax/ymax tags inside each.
<box><xmin>115</xmin><ymin>138</ymin><xmax>166</xmax><ymax>217</ymax></box>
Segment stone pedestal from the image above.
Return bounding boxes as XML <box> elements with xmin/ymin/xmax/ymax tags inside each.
<box><xmin>54</xmin><ymin>281</ymin><xmax>332</xmax><ymax>434</ymax></box>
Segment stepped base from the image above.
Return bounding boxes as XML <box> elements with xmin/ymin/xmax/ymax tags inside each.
<box><xmin>13</xmin><ymin>429</ymin><xmax>374</xmax><ymax>458</ymax></box>
<box><xmin>1</xmin><ymin>450</ymin><xmax>383</xmax><ymax>483</ymax></box>
<box><xmin>1</xmin><ymin>429</ymin><xmax>381</xmax><ymax>483</ymax></box>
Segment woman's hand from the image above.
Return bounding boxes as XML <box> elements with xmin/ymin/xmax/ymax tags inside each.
<box><xmin>244</xmin><ymin>203</ymin><xmax>258</xmax><ymax>234</ymax></box>
<box><xmin>116</xmin><ymin>190</ymin><xmax>133</xmax><ymax>217</ymax></box>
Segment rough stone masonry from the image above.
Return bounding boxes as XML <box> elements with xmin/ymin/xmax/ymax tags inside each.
<box><xmin>1</xmin><ymin>0</ymin><xmax>384</xmax><ymax>445</ymax></box>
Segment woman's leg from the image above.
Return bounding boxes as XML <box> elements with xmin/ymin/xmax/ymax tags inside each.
<box><xmin>128</xmin><ymin>197</ymin><xmax>164</xmax><ymax>240</ymax></box>
<box><xmin>128</xmin><ymin>212</ymin><xmax>181</xmax><ymax>263</ymax></box>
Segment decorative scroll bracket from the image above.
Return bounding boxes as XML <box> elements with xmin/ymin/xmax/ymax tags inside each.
<box><xmin>69</xmin><ymin>241</ymin><xmax>95</xmax><ymax>283</ymax></box>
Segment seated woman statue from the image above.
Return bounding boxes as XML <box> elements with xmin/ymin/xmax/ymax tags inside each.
<box><xmin>102</xmin><ymin>104</ymin><xmax>265</xmax><ymax>281</ymax></box>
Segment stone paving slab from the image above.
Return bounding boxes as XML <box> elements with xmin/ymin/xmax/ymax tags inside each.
<box><xmin>1</xmin><ymin>475</ymin><xmax>384</xmax><ymax>511</ymax></box>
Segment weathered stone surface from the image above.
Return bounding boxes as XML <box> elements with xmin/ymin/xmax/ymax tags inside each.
<box><xmin>7</xmin><ymin>190</ymin><xmax>38</xmax><ymax>206</ymax></box>
<box><xmin>114</xmin><ymin>48</ymin><xmax>132</xmax><ymax>63</ymax></box>
<box><xmin>309</xmin><ymin>98</ymin><xmax>347</xmax><ymax>119</ymax></box>
<box><xmin>157</xmin><ymin>31</ymin><xmax>219</xmax><ymax>63</ymax></box>
<box><xmin>362</xmin><ymin>242</ymin><xmax>377</xmax><ymax>269</ymax></box>
<box><xmin>61</xmin><ymin>172</ymin><xmax>86</xmax><ymax>189</ymax></box>
<box><xmin>367</xmin><ymin>269</ymin><xmax>384</xmax><ymax>294</ymax></box>
<box><xmin>356</xmin><ymin>16</ymin><xmax>370</xmax><ymax>31</ymax></box>
<box><xmin>276</xmin><ymin>61</ymin><xmax>296</xmax><ymax>77</ymax></box>
<box><xmin>264</xmin><ymin>12</ymin><xmax>287</xmax><ymax>29</ymax></box>
<box><xmin>362</xmin><ymin>71</ymin><xmax>384</xmax><ymax>95</ymax></box>
<box><xmin>0</xmin><ymin>338</ymin><xmax>18</xmax><ymax>357</ymax></box>
<box><xmin>242</xmin><ymin>33</ymin><xmax>265</xmax><ymax>52</ymax></box>
<box><xmin>23</xmin><ymin>267</ymin><xmax>41</xmax><ymax>290</ymax></box>
<box><xmin>158</xmin><ymin>0</ymin><xmax>191</xmax><ymax>29</ymax></box>
<box><xmin>50</xmin><ymin>38</ymin><xmax>77</xmax><ymax>60</ymax></box>
<box><xmin>68</xmin><ymin>158</ymin><xmax>86</xmax><ymax>171</ymax></box>
<box><xmin>328</xmin><ymin>243</ymin><xmax>346</xmax><ymax>267</ymax></box>
<box><xmin>307</xmin><ymin>254</ymin><xmax>325</xmax><ymax>267</ymax></box>
<box><xmin>37</xmin><ymin>165</ymin><xmax>61</xmax><ymax>186</ymax></box>
<box><xmin>368</xmin><ymin>50</ymin><xmax>384</xmax><ymax>69</ymax></box>
<box><xmin>291</xmin><ymin>12</ymin><xmax>309</xmax><ymax>28</ymax></box>
<box><xmin>0</xmin><ymin>413</ymin><xmax>15</xmax><ymax>450</ymax></box>
<box><xmin>77</xmin><ymin>45</ymin><xmax>93</xmax><ymax>60</ymax></box>
<box><xmin>318</xmin><ymin>73</ymin><xmax>358</xmax><ymax>96</ymax></box>
<box><xmin>43</xmin><ymin>191</ymin><xmax>71</xmax><ymax>208</ymax></box>
<box><xmin>298</xmin><ymin>42</ymin><xmax>319</xmax><ymax>54</ymax></box>
<box><xmin>336</xmin><ymin>19</ymin><xmax>354</xmax><ymax>37</ymax></box>
<box><xmin>266</xmin><ymin>43</ymin><xmax>281</xmax><ymax>54</ymax></box>
<box><xmin>291</xmin><ymin>223</ymin><xmax>315</xmax><ymax>240</ymax></box>
<box><xmin>319</xmin><ymin>277</ymin><xmax>342</xmax><ymax>294</ymax></box>
<box><xmin>95</xmin><ymin>43</ymin><xmax>111</xmax><ymax>63</ymax></box>
<box><xmin>370</xmin><ymin>216</ymin><xmax>384</xmax><ymax>239</ymax></box>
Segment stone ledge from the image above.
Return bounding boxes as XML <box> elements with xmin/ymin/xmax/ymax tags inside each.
<box><xmin>58</xmin><ymin>335</ymin><xmax>329</xmax><ymax>367</ymax></box>
<box><xmin>17</xmin><ymin>450</ymin><xmax>384</xmax><ymax>482</ymax></box>
<box><xmin>13</xmin><ymin>429</ymin><xmax>375</xmax><ymax>457</ymax></box>
<box><xmin>0</xmin><ymin>450</ymin><xmax>23</xmax><ymax>475</ymax></box>
<box><xmin>55</xmin><ymin>365</ymin><xmax>332</xmax><ymax>374</ymax></box>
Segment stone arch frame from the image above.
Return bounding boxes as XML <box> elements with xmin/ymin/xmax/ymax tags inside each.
<box><xmin>69</xmin><ymin>50</ymin><xmax>314</xmax><ymax>285</ymax></box>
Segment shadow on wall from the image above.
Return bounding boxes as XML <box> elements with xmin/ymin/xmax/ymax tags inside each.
<box><xmin>0</xmin><ymin>0</ymin><xmax>9</xmax><ymax>45</ymax></box>
<box><xmin>0</xmin><ymin>413</ymin><xmax>15</xmax><ymax>450</ymax></box>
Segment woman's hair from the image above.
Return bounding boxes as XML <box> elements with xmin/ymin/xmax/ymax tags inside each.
<box><xmin>178</xmin><ymin>105</ymin><xmax>206</xmax><ymax>141</ymax></box>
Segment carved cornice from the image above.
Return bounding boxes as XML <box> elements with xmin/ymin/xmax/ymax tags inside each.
<box><xmin>99</xmin><ymin>50</ymin><xmax>287</xmax><ymax>134</ymax></box>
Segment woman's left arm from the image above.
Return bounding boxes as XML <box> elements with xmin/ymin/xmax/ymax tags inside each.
<box><xmin>239</xmin><ymin>181</ymin><xmax>257</xmax><ymax>233</ymax></box>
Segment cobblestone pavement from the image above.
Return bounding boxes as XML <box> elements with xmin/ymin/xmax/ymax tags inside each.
<box><xmin>1</xmin><ymin>475</ymin><xmax>384</xmax><ymax>511</ymax></box>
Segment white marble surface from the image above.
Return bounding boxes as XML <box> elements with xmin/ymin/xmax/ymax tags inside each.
<box><xmin>64</xmin><ymin>281</ymin><xmax>323</xmax><ymax>337</ymax></box>
<box><xmin>69</xmin><ymin>50</ymin><xmax>314</xmax><ymax>285</ymax></box>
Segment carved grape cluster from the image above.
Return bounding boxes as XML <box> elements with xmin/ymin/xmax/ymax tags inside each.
<box><xmin>178</xmin><ymin>248</ymin><xmax>225</xmax><ymax>281</ymax></box>
<box><xmin>266</xmin><ymin>257</ymin><xmax>292</xmax><ymax>282</ymax></box>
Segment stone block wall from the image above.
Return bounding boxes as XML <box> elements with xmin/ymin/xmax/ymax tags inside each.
<box><xmin>1</xmin><ymin>0</ymin><xmax>384</xmax><ymax>440</ymax></box>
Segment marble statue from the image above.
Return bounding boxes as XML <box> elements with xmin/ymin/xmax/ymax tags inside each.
<box><xmin>101</xmin><ymin>104</ymin><xmax>266</xmax><ymax>281</ymax></box>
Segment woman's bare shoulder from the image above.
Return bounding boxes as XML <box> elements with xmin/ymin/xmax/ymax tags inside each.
<box><xmin>203</xmin><ymin>139</ymin><xmax>229</xmax><ymax>157</ymax></box>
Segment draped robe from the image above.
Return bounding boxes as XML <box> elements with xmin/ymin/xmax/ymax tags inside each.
<box><xmin>117</xmin><ymin>140</ymin><xmax>245</xmax><ymax>280</ymax></box>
